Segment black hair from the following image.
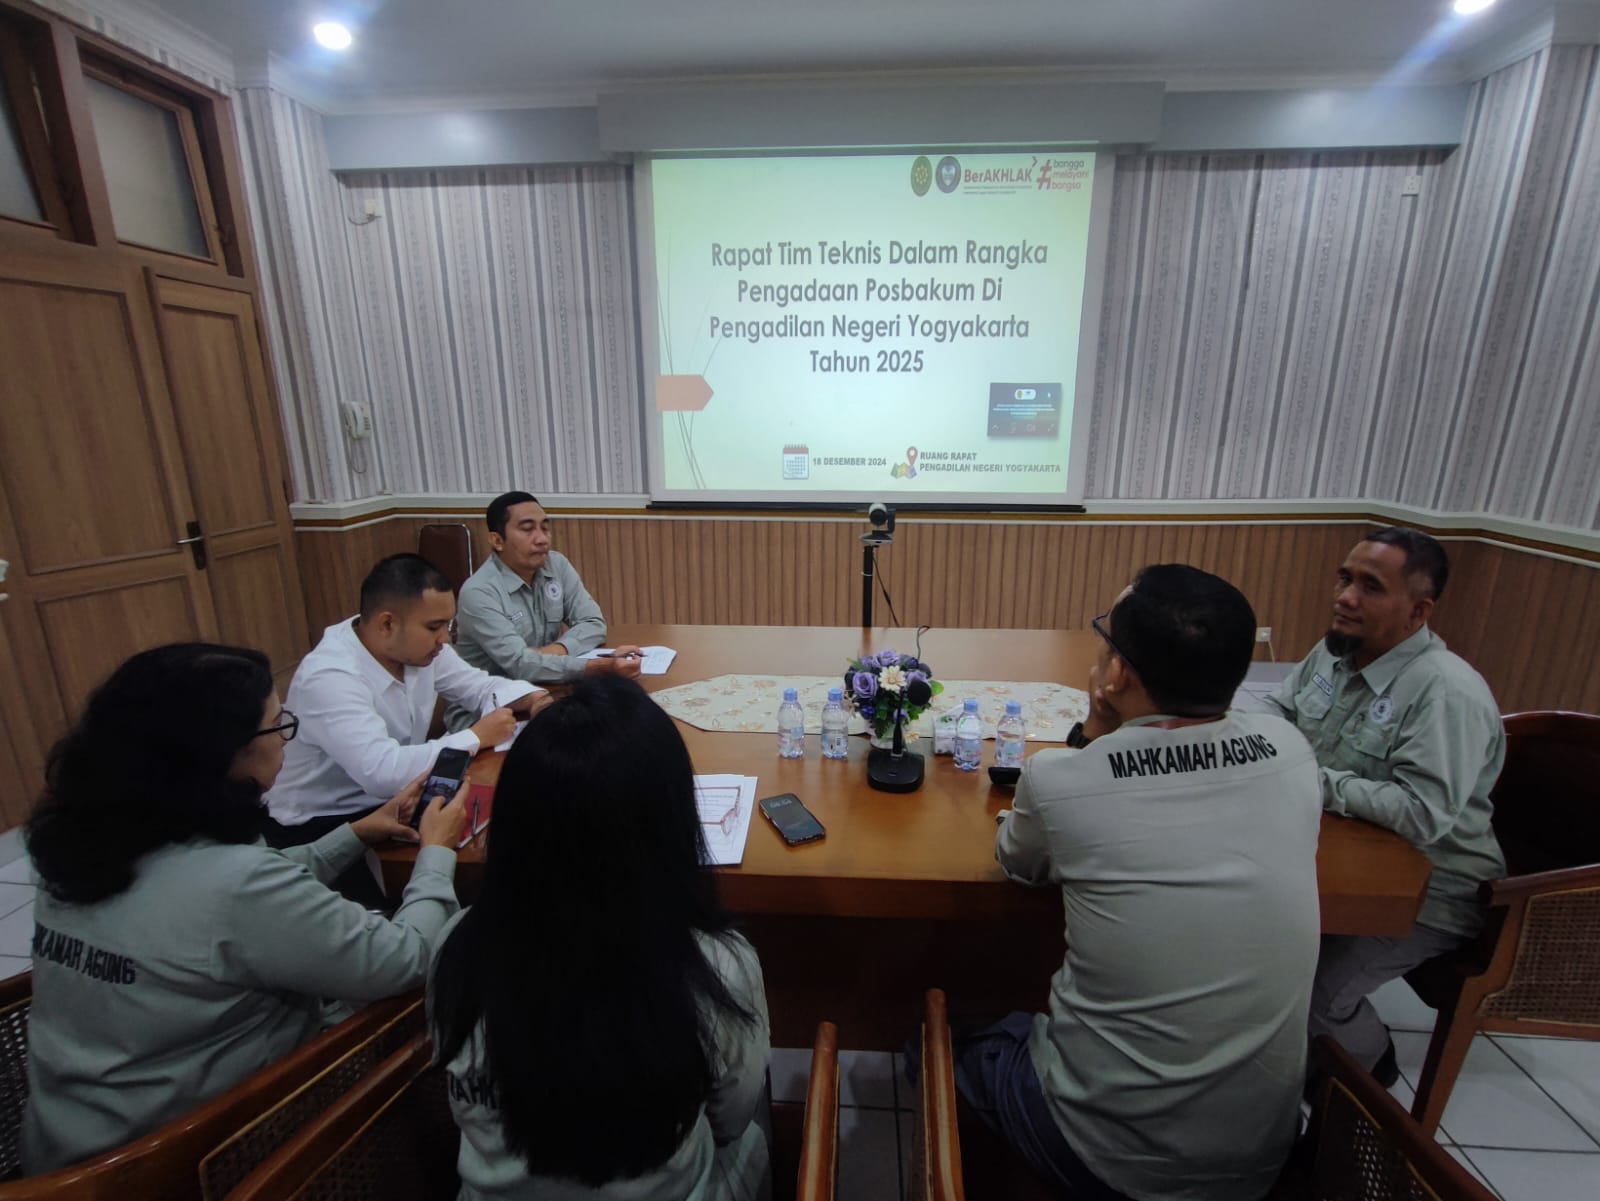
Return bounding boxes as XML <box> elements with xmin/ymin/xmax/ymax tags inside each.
<box><xmin>430</xmin><ymin>676</ymin><xmax>754</xmax><ymax>1185</ymax></box>
<box><xmin>485</xmin><ymin>491</ymin><xmax>542</xmax><ymax>538</ymax></box>
<box><xmin>27</xmin><ymin>643</ymin><xmax>275</xmax><ymax>905</ymax></box>
<box><xmin>358</xmin><ymin>553</ymin><xmax>451</xmax><ymax>619</ymax></box>
<box><xmin>1108</xmin><ymin>564</ymin><xmax>1257</xmax><ymax>715</ymax></box>
<box><xmin>1363</xmin><ymin>527</ymin><xmax>1449</xmax><ymax>600</ymax></box>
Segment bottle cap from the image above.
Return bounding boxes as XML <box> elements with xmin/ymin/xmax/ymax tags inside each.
<box><xmin>963</xmin><ymin>697</ymin><xmax>979</xmax><ymax>712</ymax></box>
<box><xmin>1005</xmin><ymin>700</ymin><xmax>1022</xmax><ymax>715</ymax></box>
<box><xmin>783</xmin><ymin>688</ymin><xmax>799</xmax><ymax>701</ymax></box>
<box><xmin>828</xmin><ymin>687</ymin><xmax>843</xmax><ymax>702</ymax></box>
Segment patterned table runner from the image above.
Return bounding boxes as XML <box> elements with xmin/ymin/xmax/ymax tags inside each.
<box><xmin>652</xmin><ymin>674</ymin><xmax>1089</xmax><ymax>742</ymax></box>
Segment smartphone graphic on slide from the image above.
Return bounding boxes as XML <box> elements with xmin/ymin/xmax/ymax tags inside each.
<box><xmin>988</xmin><ymin>383</ymin><xmax>1062</xmax><ymax>437</ymax></box>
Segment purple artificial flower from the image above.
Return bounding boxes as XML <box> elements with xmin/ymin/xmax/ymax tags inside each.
<box><xmin>906</xmin><ymin>669</ymin><xmax>929</xmax><ymax>687</ymax></box>
<box><xmin>874</xmin><ymin>649</ymin><xmax>899</xmax><ymax>667</ymax></box>
<box><xmin>852</xmin><ymin>670</ymin><xmax>879</xmax><ymax>700</ymax></box>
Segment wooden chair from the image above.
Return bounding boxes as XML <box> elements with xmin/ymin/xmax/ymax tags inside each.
<box><xmin>221</xmin><ymin>1035</ymin><xmax>456</xmax><ymax>1201</ymax></box>
<box><xmin>1404</xmin><ymin>710</ymin><xmax>1600</xmax><ymax>1134</ymax></box>
<box><xmin>1269</xmin><ymin>1036</ymin><xmax>1495</xmax><ymax>1201</ymax></box>
<box><xmin>794</xmin><ymin>1021</ymin><xmax>840</xmax><ymax>1201</ymax></box>
<box><xmin>0</xmin><ymin>973</ymin><xmax>33</xmax><ymax>1181</ymax></box>
<box><xmin>417</xmin><ymin>524</ymin><xmax>473</xmax><ymax>599</ymax></box>
<box><xmin>0</xmin><ymin>992</ymin><xmax>425</xmax><ymax>1200</ymax></box>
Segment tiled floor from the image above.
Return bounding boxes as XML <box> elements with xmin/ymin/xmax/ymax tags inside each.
<box><xmin>2</xmin><ymin>835</ymin><xmax>1594</xmax><ymax>1198</ymax></box>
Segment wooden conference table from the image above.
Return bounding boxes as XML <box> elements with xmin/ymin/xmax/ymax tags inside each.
<box><xmin>381</xmin><ymin>625</ymin><xmax>1431</xmax><ymax>1047</ymax></box>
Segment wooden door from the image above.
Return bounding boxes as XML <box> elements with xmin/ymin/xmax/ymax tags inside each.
<box><xmin>148</xmin><ymin>274</ymin><xmax>309</xmax><ymax>689</ymax></box>
<box><xmin>0</xmin><ymin>251</ymin><xmax>219</xmax><ymax>772</ymax></box>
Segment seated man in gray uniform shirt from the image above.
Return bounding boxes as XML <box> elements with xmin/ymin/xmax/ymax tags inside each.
<box><xmin>447</xmin><ymin>492</ymin><xmax>639</xmax><ymax>730</ymax></box>
<box><xmin>1265</xmin><ymin>528</ymin><xmax>1505</xmax><ymax>1087</ymax></box>
<box><xmin>984</xmin><ymin>565</ymin><xmax>1322</xmax><ymax>1201</ymax></box>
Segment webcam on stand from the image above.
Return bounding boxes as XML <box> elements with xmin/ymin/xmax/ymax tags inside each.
<box><xmin>863</xmin><ymin>502</ymin><xmax>895</xmax><ymax>546</ymax></box>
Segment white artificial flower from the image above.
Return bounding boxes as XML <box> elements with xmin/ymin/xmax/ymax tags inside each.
<box><xmin>879</xmin><ymin>665</ymin><xmax>907</xmax><ymax>691</ymax></box>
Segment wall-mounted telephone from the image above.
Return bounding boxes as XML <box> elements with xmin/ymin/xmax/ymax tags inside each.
<box><xmin>341</xmin><ymin>402</ymin><xmax>373</xmax><ymax>441</ymax></box>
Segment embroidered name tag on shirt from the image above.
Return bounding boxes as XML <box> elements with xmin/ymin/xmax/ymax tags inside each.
<box><xmin>1369</xmin><ymin>695</ymin><xmax>1394</xmax><ymax>724</ymax></box>
<box><xmin>1312</xmin><ymin>673</ymin><xmax>1334</xmax><ymax>696</ymax></box>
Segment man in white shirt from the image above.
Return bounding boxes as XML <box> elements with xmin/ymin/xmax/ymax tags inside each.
<box><xmin>264</xmin><ymin>553</ymin><xmax>546</xmax><ymax>906</ymax></box>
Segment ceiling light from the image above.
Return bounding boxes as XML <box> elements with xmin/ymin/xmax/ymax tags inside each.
<box><xmin>312</xmin><ymin>21</ymin><xmax>353</xmax><ymax>51</ymax></box>
<box><xmin>1453</xmin><ymin>0</ymin><xmax>1496</xmax><ymax>14</ymax></box>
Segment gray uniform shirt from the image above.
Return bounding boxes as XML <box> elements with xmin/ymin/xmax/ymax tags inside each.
<box><xmin>429</xmin><ymin>918</ymin><xmax>770</xmax><ymax>1201</ymax></box>
<box><xmin>1264</xmin><ymin>626</ymin><xmax>1505</xmax><ymax>937</ymax></box>
<box><xmin>20</xmin><ymin>827</ymin><xmax>459</xmax><ymax>1173</ymax></box>
<box><xmin>455</xmin><ymin>551</ymin><xmax>607</xmax><ymax>685</ymax></box>
<box><xmin>996</xmin><ymin>711</ymin><xmax>1322</xmax><ymax>1201</ymax></box>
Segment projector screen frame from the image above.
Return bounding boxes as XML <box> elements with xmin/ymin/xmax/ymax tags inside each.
<box><xmin>634</xmin><ymin>148</ymin><xmax>1116</xmax><ymax>510</ymax></box>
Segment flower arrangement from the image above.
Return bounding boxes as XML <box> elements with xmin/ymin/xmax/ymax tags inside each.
<box><xmin>844</xmin><ymin>650</ymin><xmax>943</xmax><ymax>743</ymax></box>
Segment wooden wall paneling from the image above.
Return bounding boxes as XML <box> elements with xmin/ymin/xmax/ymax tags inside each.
<box><xmin>288</xmin><ymin>515</ymin><xmax>1600</xmax><ymax>714</ymax></box>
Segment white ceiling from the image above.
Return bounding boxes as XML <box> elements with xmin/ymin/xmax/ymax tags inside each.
<box><xmin>134</xmin><ymin>0</ymin><xmax>1597</xmax><ymax>109</ymax></box>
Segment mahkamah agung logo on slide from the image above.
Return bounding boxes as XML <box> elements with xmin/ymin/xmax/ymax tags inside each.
<box><xmin>910</xmin><ymin>156</ymin><xmax>932</xmax><ymax>196</ymax></box>
<box><xmin>936</xmin><ymin>156</ymin><xmax>961</xmax><ymax>193</ymax></box>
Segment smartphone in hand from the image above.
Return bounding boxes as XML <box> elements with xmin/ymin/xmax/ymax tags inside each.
<box><xmin>411</xmin><ymin>748</ymin><xmax>472</xmax><ymax>830</ymax></box>
<box><xmin>758</xmin><ymin>793</ymin><xmax>825</xmax><ymax>846</ymax></box>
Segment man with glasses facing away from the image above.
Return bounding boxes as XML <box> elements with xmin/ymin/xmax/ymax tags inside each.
<box><xmin>445</xmin><ymin>492</ymin><xmax>642</xmax><ymax>731</ymax></box>
<box><xmin>264</xmin><ymin>554</ymin><xmax>546</xmax><ymax>908</ymax></box>
<box><xmin>1263</xmin><ymin>528</ymin><xmax>1505</xmax><ymax>1088</ymax></box>
<box><xmin>977</xmin><ymin>565</ymin><xmax>1322</xmax><ymax>1201</ymax></box>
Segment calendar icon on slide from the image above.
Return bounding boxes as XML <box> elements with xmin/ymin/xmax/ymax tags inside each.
<box><xmin>782</xmin><ymin>445</ymin><xmax>810</xmax><ymax>479</ymax></box>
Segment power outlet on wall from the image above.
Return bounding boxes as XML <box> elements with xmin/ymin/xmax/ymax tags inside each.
<box><xmin>1256</xmin><ymin>627</ymin><xmax>1273</xmax><ymax>643</ymax></box>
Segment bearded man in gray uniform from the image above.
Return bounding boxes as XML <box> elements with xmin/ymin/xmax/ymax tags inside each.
<box><xmin>1265</xmin><ymin>528</ymin><xmax>1505</xmax><ymax>1087</ymax></box>
<box><xmin>982</xmin><ymin>565</ymin><xmax>1322</xmax><ymax>1201</ymax></box>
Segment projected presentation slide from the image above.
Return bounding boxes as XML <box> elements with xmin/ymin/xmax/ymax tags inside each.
<box><xmin>647</xmin><ymin>152</ymin><xmax>1101</xmax><ymax>503</ymax></box>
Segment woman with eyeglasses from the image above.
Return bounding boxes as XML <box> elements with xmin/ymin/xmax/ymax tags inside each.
<box><xmin>20</xmin><ymin>642</ymin><xmax>469</xmax><ymax>1174</ymax></box>
<box><xmin>429</xmin><ymin>675</ymin><xmax>771</xmax><ymax>1201</ymax></box>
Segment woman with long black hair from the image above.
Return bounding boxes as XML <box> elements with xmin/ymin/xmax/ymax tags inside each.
<box><xmin>21</xmin><ymin>642</ymin><xmax>468</xmax><ymax>1173</ymax></box>
<box><xmin>430</xmin><ymin>675</ymin><xmax>770</xmax><ymax>1200</ymax></box>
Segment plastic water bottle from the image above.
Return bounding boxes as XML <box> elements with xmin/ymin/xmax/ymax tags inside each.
<box><xmin>777</xmin><ymin>688</ymin><xmax>805</xmax><ymax>759</ymax></box>
<box><xmin>954</xmin><ymin>698</ymin><xmax>983</xmax><ymax>772</ymax></box>
<box><xmin>821</xmin><ymin>687</ymin><xmax>849</xmax><ymax>759</ymax></box>
<box><xmin>996</xmin><ymin>699</ymin><xmax>1026</xmax><ymax>769</ymax></box>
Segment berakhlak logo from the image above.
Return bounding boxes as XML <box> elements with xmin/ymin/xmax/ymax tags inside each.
<box><xmin>936</xmin><ymin>155</ymin><xmax>961</xmax><ymax>193</ymax></box>
<box><xmin>910</xmin><ymin>155</ymin><xmax>932</xmax><ymax>196</ymax></box>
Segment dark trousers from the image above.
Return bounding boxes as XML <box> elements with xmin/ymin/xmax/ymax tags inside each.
<box><xmin>907</xmin><ymin>1013</ymin><xmax>1128</xmax><ymax>1200</ymax></box>
<box><xmin>261</xmin><ymin>809</ymin><xmax>390</xmax><ymax>911</ymax></box>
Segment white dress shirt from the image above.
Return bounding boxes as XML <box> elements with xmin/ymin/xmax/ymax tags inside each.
<box><xmin>265</xmin><ymin>618</ymin><xmax>538</xmax><ymax>825</ymax></box>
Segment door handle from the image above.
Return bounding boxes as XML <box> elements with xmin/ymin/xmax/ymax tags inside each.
<box><xmin>177</xmin><ymin>521</ymin><xmax>207</xmax><ymax>570</ymax></box>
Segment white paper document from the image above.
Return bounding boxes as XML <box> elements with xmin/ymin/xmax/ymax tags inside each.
<box><xmin>581</xmin><ymin>645</ymin><xmax>678</xmax><ymax>675</ymax></box>
<box><xmin>494</xmin><ymin>721</ymin><xmax>527</xmax><ymax>753</ymax></box>
<box><xmin>694</xmin><ymin>774</ymin><xmax>758</xmax><ymax>866</ymax></box>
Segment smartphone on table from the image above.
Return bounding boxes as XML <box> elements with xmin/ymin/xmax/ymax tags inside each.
<box><xmin>411</xmin><ymin>747</ymin><xmax>472</xmax><ymax>829</ymax></box>
<box><xmin>758</xmin><ymin>793</ymin><xmax>825</xmax><ymax>846</ymax></box>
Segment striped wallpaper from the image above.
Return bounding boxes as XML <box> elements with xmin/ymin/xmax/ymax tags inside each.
<box><xmin>220</xmin><ymin>51</ymin><xmax>1600</xmax><ymax>528</ymax></box>
<box><xmin>236</xmin><ymin>89</ymin><xmax>378</xmax><ymax>503</ymax></box>
<box><xmin>337</xmin><ymin>167</ymin><xmax>644</xmax><ymax>497</ymax></box>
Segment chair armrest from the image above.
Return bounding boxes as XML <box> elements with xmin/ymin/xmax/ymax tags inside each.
<box><xmin>0</xmin><ymin>972</ymin><xmax>30</xmax><ymax>1012</ymax></box>
<box><xmin>222</xmin><ymin>1037</ymin><xmax>433</xmax><ymax>1201</ymax></box>
<box><xmin>795</xmin><ymin>1021</ymin><xmax>839</xmax><ymax>1201</ymax></box>
<box><xmin>921</xmin><ymin>989</ymin><xmax>965</xmax><ymax>1201</ymax></box>
<box><xmin>1487</xmin><ymin>861</ymin><xmax>1600</xmax><ymax>906</ymax></box>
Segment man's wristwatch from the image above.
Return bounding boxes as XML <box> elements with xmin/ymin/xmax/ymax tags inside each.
<box><xmin>1066</xmin><ymin>721</ymin><xmax>1090</xmax><ymax>749</ymax></box>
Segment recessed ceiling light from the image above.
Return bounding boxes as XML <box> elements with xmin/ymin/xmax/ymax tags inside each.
<box><xmin>1453</xmin><ymin>0</ymin><xmax>1496</xmax><ymax>14</ymax></box>
<box><xmin>312</xmin><ymin>21</ymin><xmax>353</xmax><ymax>51</ymax></box>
